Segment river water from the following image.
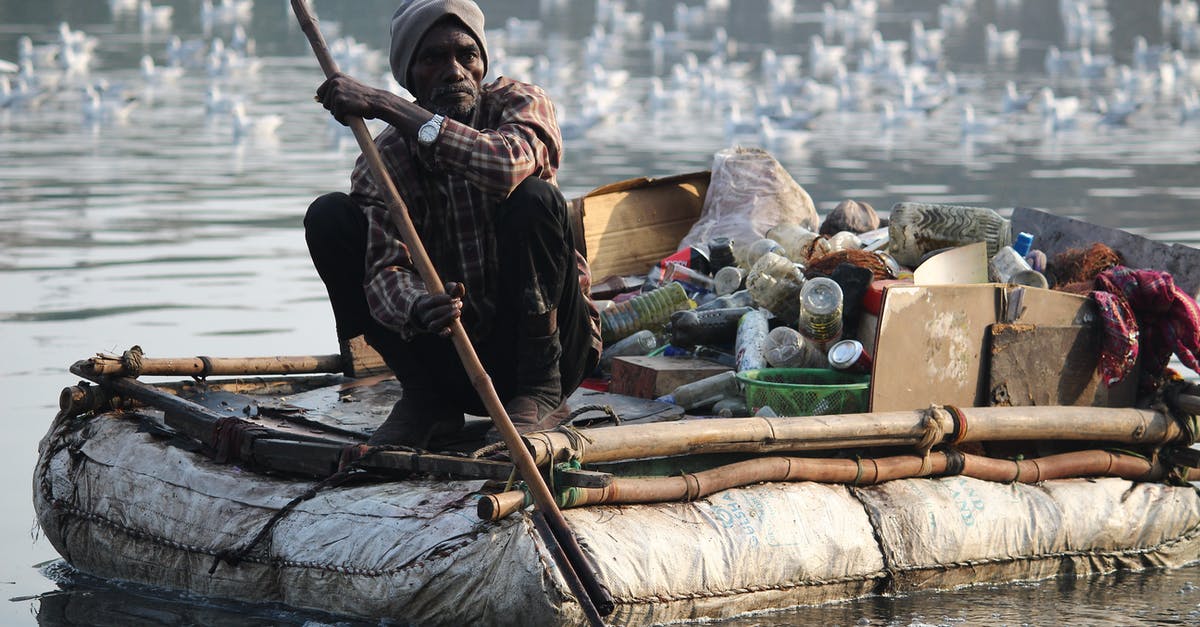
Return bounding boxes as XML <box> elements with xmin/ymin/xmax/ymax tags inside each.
<box><xmin>2</xmin><ymin>0</ymin><xmax>1199</xmax><ymax>624</ymax></box>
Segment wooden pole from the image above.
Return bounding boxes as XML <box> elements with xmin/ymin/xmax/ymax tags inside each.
<box><xmin>87</xmin><ymin>353</ymin><xmax>345</xmax><ymax>377</ymax></box>
<box><xmin>287</xmin><ymin>2</ymin><xmax>611</xmax><ymax>621</ymax></box>
<box><xmin>524</xmin><ymin>405</ymin><xmax>1191</xmax><ymax>466</ymax></box>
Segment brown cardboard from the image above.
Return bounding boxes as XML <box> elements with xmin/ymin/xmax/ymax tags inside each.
<box><xmin>573</xmin><ymin>171</ymin><xmax>710</xmax><ymax>280</ymax></box>
<box><xmin>869</xmin><ymin>284</ymin><xmax>1109</xmax><ymax>412</ymax></box>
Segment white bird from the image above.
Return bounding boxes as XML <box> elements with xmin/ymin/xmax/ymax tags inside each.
<box><xmin>139</xmin><ymin>0</ymin><xmax>174</xmax><ymax>33</ymax></box>
<box><xmin>985</xmin><ymin>24</ymin><xmax>1020</xmax><ymax>60</ymax></box>
<box><xmin>164</xmin><ymin>38</ymin><xmax>196</xmax><ymax>70</ymax></box>
<box><xmin>1180</xmin><ymin>88</ymin><xmax>1200</xmax><ymax>124</ymax></box>
<box><xmin>231</xmin><ymin>102</ymin><xmax>282</xmax><ymax>142</ymax></box>
<box><xmin>140</xmin><ymin>54</ymin><xmax>184</xmax><ymax>86</ymax></box>
<box><xmin>646</xmin><ymin>76</ymin><xmax>687</xmax><ymax>112</ymax></box>
<box><xmin>910</xmin><ymin>19</ymin><xmax>945</xmax><ymax>67</ymax></box>
<box><xmin>1002</xmin><ymin>81</ymin><xmax>1033</xmax><ymax>113</ymax></box>
<box><xmin>204</xmin><ymin>83</ymin><xmax>240</xmax><ymax>115</ymax></box>
<box><xmin>758</xmin><ymin>115</ymin><xmax>809</xmax><ymax>153</ymax></box>
<box><xmin>1095</xmin><ymin>94</ymin><xmax>1142</xmax><ymax>126</ymax></box>
<box><xmin>82</xmin><ymin>83</ymin><xmax>138</xmax><ymax>124</ymax></box>
<box><xmin>1039</xmin><ymin>87</ymin><xmax>1080</xmax><ymax>131</ymax></box>
<box><xmin>0</xmin><ymin>58</ymin><xmax>17</xmax><ymax>74</ymax></box>
<box><xmin>960</xmin><ymin>104</ymin><xmax>998</xmax><ymax>136</ymax></box>
<box><xmin>56</xmin><ymin>22</ymin><xmax>98</xmax><ymax>74</ymax></box>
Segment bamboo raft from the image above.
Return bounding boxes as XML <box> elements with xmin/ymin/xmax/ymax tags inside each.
<box><xmin>33</xmin><ymin>346</ymin><xmax>1200</xmax><ymax>625</ymax></box>
<box><xmin>33</xmin><ymin>170</ymin><xmax>1200</xmax><ymax>623</ymax></box>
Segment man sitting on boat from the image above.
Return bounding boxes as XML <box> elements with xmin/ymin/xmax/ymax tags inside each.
<box><xmin>304</xmin><ymin>0</ymin><xmax>600</xmax><ymax>447</ymax></box>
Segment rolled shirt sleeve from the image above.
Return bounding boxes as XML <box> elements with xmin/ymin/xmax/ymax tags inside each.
<box><xmin>432</xmin><ymin>81</ymin><xmax>562</xmax><ymax>196</ymax></box>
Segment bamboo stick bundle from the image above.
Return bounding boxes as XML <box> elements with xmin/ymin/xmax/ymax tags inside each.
<box><xmin>479</xmin><ymin>449</ymin><xmax>1163</xmax><ymax>521</ymax></box>
<box><xmin>524</xmin><ymin>405</ymin><xmax>1190</xmax><ymax>466</ymax></box>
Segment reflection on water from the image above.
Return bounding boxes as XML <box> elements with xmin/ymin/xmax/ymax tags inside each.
<box><xmin>2</xmin><ymin>0</ymin><xmax>1199</xmax><ymax>624</ymax></box>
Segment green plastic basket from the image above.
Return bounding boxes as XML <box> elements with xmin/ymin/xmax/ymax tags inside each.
<box><xmin>736</xmin><ymin>368</ymin><xmax>871</xmax><ymax>416</ymax></box>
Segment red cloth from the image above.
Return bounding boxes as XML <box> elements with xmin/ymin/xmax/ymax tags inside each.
<box><xmin>1090</xmin><ymin>266</ymin><xmax>1200</xmax><ymax>386</ymax></box>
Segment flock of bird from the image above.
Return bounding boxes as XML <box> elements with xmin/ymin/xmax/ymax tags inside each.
<box><xmin>3</xmin><ymin>0</ymin><xmax>1200</xmax><ymax>153</ymax></box>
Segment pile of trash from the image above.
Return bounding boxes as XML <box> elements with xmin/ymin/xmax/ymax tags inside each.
<box><xmin>588</xmin><ymin>147</ymin><xmax>1195</xmax><ymax>415</ymax></box>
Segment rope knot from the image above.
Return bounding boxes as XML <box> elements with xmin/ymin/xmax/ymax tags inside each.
<box><xmin>917</xmin><ymin>404</ymin><xmax>947</xmax><ymax>475</ymax></box>
<box><xmin>121</xmin><ymin>345</ymin><xmax>145</xmax><ymax>378</ymax></box>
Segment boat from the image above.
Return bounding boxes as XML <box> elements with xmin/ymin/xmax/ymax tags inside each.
<box><xmin>33</xmin><ymin>170</ymin><xmax>1200</xmax><ymax>625</ymax></box>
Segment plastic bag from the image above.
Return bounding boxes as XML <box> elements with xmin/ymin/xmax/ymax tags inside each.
<box><xmin>679</xmin><ymin>147</ymin><xmax>819</xmax><ymax>262</ymax></box>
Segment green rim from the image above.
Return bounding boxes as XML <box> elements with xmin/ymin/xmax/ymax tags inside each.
<box><xmin>735</xmin><ymin>368</ymin><xmax>870</xmax><ymax>389</ymax></box>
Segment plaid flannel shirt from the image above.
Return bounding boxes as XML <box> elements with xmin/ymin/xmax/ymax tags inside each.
<box><xmin>350</xmin><ymin>77</ymin><xmax>598</xmax><ymax>350</ymax></box>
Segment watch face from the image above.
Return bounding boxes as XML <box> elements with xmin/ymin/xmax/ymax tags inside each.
<box><xmin>418</xmin><ymin>123</ymin><xmax>436</xmax><ymax>144</ymax></box>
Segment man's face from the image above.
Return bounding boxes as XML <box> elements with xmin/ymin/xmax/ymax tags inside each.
<box><xmin>409</xmin><ymin>20</ymin><xmax>485</xmax><ymax>123</ymax></box>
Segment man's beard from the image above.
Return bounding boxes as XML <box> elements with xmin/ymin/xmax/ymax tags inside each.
<box><xmin>427</xmin><ymin>83</ymin><xmax>480</xmax><ymax>123</ymax></box>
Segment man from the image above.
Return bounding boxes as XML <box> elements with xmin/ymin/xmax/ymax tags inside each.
<box><xmin>304</xmin><ymin>0</ymin><xmax>600</xmax><ymax>448</ymax></box>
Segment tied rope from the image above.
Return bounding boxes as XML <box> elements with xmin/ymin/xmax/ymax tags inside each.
<box><xmin>917</xmin><ymin>405</ymin><xmax>947</xmax><ymax>476</ymax></box>
<box><xmin>208</xmin><ymin>444</ymin><xmax>416</xmax><ymax>575</ymax></box>
<box><xmin>211</xmin><ymin>417</ymin><xmax>273</xmax><ymax>464</ymax></box>
<box><xmin>121</xmin><ymin>345</ymin><xmax>145</xmax><ymax>378</ymax></box>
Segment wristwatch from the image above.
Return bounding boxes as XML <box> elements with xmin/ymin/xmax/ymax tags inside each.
<box><xmin>417</xmin><ymin>114</ymin><xmax>445</xmax><ymax>146</ymax></box>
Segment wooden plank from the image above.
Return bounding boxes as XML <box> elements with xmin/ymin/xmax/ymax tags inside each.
<box><xmin>610</xmin><ymin>356</ymin><xmax>730</xmax><ymax>400</ymax></box>
<box><xmin>988</xmin><ymin>323</ymin><xmax>1135</xmax><ymax>407</ymax></box>
<box><xmin>581</xmin><ymin>172</ymin><xmax>709</xmax><ymax>279</ymax></box>
<box><xmin>1011</xmin><ymin>206</ymin><xmax>1200</xmax><ymax>299</ymax></box>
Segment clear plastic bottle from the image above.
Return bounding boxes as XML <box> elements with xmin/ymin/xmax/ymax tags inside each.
<box><xmin>766</xmin><ymin>222</ymin><xmax>818</xmax><ymax>262</ymax></box>
<box><xmin>745</xmin><ymin>252</ymin><xmax>806</xmax><ymax>322</ymax></box>
<box><xmin>887</xmin><ymin>202</ymin><xmax>1013</xmax><ymax>267</ymax></box>
<box><xmin>798</xmin><ymin>277</ymin><xmax>843</xmax><ymax>351</ymax></box>
<box><xmin>656</xmin><ymin>370</ymin><xmax>741</xmax><ymax>410</ymax></box>
<box><xmin>989</xmin><ymin>246</ymin><xmax>1049</xmax><ymax>288</ymax></box>
<box><xmin>597</xmin><ymin>329</ymin><xmax>657</xmax><ymax>373</ymax></box>
<box><xmin>741</xmin><ymin>238</ymin><xmax>787</xmax><ymax>270</ymax></box>
<box><xmin>763</xmin><ymin>326</ymin><xmax>826</xmax><ymax>368</ymax></box>
<box><xmin>735</xmin><ymin>308</ymin><xmax>770</xmax><ymax>372</ymax></box>
<box><xmin>827</xmin><ymin>231</ymin><xmax>864</xmax><ymax>252</ymax></box>
<box><xmin>600</xmin><ymin>282</ymin><xmax>694</xmax><ymax>343</ymax></box>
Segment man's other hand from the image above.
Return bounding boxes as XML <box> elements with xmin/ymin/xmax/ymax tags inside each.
<box><xmin>413</xmin><ymin>282</ymin><xmax>465</xmax><ymax>337</ymax></box>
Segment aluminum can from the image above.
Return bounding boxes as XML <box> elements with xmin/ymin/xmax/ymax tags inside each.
<box><xmin>827</xmin><ymin>339</ymin><xmax>873</xmax><ymax>374</ymax></box>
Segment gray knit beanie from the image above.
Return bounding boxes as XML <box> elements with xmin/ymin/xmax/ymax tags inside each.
<box><xmin>389</xmin><ymin>0</ymin><xmax>488</xmax><ymax>91</ymax></box>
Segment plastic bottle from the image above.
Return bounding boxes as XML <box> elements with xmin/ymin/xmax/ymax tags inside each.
<box><xmin>713</xmin><ymin>265</ymin><xmax>745</xmax><ymax>296</ymax></box>
<box><xmin>735</xmin><ymin>308</ymin><xmax>770</xmax><ymax>372</ymax></box>
<box><xmin>766</xmin><ymin>222</ymin><xmax>818</xmax><ymax>262</ymax></box>
<box><xmin>600</xmin><ymin>282</ymin><xmax>694</xmax><ymax>343</ymax></box>
<box><xmin>798</xmin><ymin>277</ymin><xmax>844</xmax><ymax>351</ymax></box>
<box><xmin>596</xmin><ymin>329</ymin><xmax>657</xmax><ymax>373</ymax></box>
<box><xmin>741</xmin><ymin>238</ymin><xmax>787</xmax><ymax>270</ymax></box>
<box><xmin>887</xmin><ymin>202</ymin><xmax>1013</xmax><ymax>267</ymax></box>
<box><xmin>667</xmin><ymin>307</ymin><xmax>754</xmax><ymax>348</ymax></box>
<box><xmin>989</xmin><ymin>246</ymin><xmax>1049</xmax><ymax>289</ymax></box>
<box><xmin>656</xmin><ymin>370</ymin><xmax>741</xmax><ymax>410</ymax></box>
<box><xmin>763</xmin><ymin>326</ymin><xmax>826</xmax><ymax>368</ymax></box>
<box><xmin>713</xmin><ymin>396</ymin><xmax>750</xmax><ymax>417</ymax></box>
<box><xmin>827</xmin><ymin>231</ymin><xmax>863</xmax><ymax>252</ymax></box>
<box><xmin>745</xmin><ymin>252</ymin><xmax>805</xmax><ymax>322</ymax></box>
<box><xmin>662</xmin><ymin>263</ymin><xmax>715</xmax><ymax>291</ymax></box>
<box><xmin>707</xmin><ymin>237</ymin><xmax>736</xmax><ymax>272</ymax></box>
<box><xmin>696</xmin><ymin>289</ymin><xmax>755</xmax><ymax>311</ymax></box>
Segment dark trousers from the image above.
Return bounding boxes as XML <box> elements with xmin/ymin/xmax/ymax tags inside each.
<box><xmin>304</xmin><ymin>177</ymin><xmax>594</xmax><ymax>415</ymax></box>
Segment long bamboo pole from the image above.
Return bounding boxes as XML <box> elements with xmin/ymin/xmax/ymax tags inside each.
<box><xmin>287</xmin><ymin>2</ymin><xmax>610</xmax><ymax>621</ymax></box>
<box><xmin>524</xmin><ymin>405</ymin><xmax>1191</xmax><ymax>466</ymax></box>
<box><xmin>479</xmin><ymin>449</ymin><xmax>1164</xmax><ymax>520</ymax></box>
<box><xmin>86</xmin><ymin>353</ymin><xmax>345</xmax><ymax>377</ymax></box>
